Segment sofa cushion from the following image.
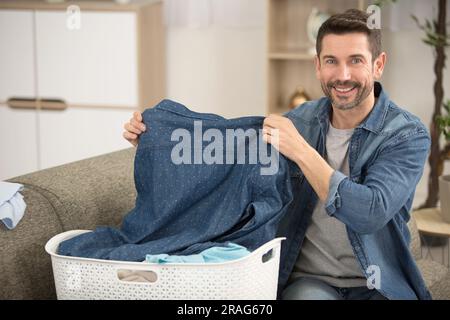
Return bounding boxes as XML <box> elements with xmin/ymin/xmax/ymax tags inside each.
<box><xmin>416</xmin><ymin>258</ymin><xmax>449</xmax><ymax>289</ymax></box>
<box><xmin>428</xmin><ymin>272</ymin><xmax>450</xmax><ymax>300</ymax></box>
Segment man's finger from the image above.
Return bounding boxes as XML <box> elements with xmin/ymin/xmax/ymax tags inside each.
<box><xmin>130</xmin><ymin>118</ymin><xmax>146</xmax><ymax>132</ymax></box>
<box><xmin>124</xmin><ymin>122</ymin><xmax>142</xmax><ymax>135</ymax></box>
<box><xmin>263</xmin><ymin>118</ymin><xmax>277</xmax><ymax>129</ymax></box>
<box><xmin>134</xmin><ymin>111</ymin><xmax>142</xmax><ymax>122</ymax></box>
<box><xmin>123</xmin><ymin>131</ymin><xmax>137</xmax><ymax>141</ymax></box>
<box><xmin>262</xmin><ymin>127</ymin><xmax>272</xmax><ymax>136</ymax></box>
<box><xmin>263</xmin><ymin>132</ymin><xmax>271</xmax><ymax>144</ymax></box>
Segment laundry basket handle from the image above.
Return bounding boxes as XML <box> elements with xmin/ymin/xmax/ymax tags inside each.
<box><xmin>257</xmin><ymin>237</ymin><xmax>285</xmax><ymax>264</ymax></box>
<box><xmin>115</xmin><ymin>265</ymin><xmax>160</xmax><ymax>284</ymax></box>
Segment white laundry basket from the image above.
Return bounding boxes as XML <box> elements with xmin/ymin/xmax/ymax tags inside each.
<box><xmin>45</xmin><ymin>230</ymin><xmax>285</xmax><ymax>300</ymax></box>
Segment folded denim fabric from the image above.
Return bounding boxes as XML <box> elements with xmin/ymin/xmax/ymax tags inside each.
<box><xmin>0</xmin><ymin>182</ymin><xmax>27</xmax><ymax>230</ymax></box>
<box><xmin>58</xmin><ymin>99</ymin><xmax>294</xmax><ymax>261</ymax></box>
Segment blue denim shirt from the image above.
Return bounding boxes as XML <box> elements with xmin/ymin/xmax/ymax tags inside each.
<box><xmin>58</xmin><ymin>100</ymin><xmax>294</xmax><ymax>261</ymax></box>
<box><xmin>277</xmin><ymin>82</ymin><xmax>432</xmax><ymax>300</ymax></box>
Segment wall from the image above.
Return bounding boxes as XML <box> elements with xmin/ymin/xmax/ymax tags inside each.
<box><xmin>166</xmin><ymin>26</ymin><xmax>266</xmax><ymax>118</ymax></box>
<box><xmin>164</xmin><ymin>0</ymin><xmax>266</xmax><ymax>118</ymax></box>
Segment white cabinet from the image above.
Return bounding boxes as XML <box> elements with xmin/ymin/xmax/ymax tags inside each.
<box><xmin>0</xmin><ymin>10</ymin><xmax>35</xmax><ymax>101</ymax></box>
<box><xmin>0</xmin><ymin>10</ymin><xmax>38</xmax><ymax>180</ymax></box>
<box><xmin>35</xmin><ymin>11</ymin><xmax>138</xmax><ymax>107</ymax></box>
<box><xmin>0</xmin><ymin>1</ymin><xmax>165</xmax><ymax>180</ymax></box>
<box><xmin>38</xmin><ymin>108</ymin><xmax>132</xmax><ymax>170</ymax></box>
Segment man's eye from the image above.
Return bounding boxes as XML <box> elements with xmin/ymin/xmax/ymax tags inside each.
<box><xmin>325</xmin><ymin>59</ymin><xmax>335</xmax><ymax>64</ymax></box>
<box><xmin>352</xmin><ymin>58</ymin><xmax>362</xmax><ymax>64</ymax></box>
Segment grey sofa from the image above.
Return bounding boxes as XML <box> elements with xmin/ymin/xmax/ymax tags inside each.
<box><xmin>1</xmin><ymin>148</ymin><xmax>449</xmax><ymax>299</ymax></box>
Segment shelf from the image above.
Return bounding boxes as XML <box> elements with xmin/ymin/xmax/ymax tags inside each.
<box><xmin>266</xmin><ymin>0</ymin><xmax>367</xmax><ymax>114</ymax></box>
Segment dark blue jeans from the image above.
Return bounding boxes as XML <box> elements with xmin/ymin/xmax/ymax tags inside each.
<box><xmin>58</xmin><ymin>99</ymin><xmax>294</xmax><ymax>261</ymax></box>
<box><xmin>282</xmin><ymin>277</ymin><xmax>387</xmax><ymax>300</ymax></box>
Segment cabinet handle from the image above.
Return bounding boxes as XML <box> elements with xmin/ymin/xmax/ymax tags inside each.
<box><xmin>39</xmin><ymin>98</ymin><xmax>67</xmax><ymax>111</ymax></box>
<box><xmin>7</xmin><ymin>97</ymin><xmax>37</xmax><ymax>109</ymax></box>
<box><xmin>6</xmin><ymin>98</ymin><xmax>68</xmax><ymax>111</ymax></box>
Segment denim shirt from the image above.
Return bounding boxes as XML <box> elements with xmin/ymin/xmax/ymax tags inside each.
<box><xmin>58</xmin><ymin>100</ymin><xmax>294</xmax><ymax>262</ymax></box>
<box><xmin>278</xmin><ymin>82</ymin><xmax>432</xmax><ymax>300</ymax></box>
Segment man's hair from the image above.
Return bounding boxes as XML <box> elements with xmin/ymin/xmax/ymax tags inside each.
<box><xmin>316</xmin><ymin>9</ymin><xmax>382</xmax><ymax>61</ymax></box>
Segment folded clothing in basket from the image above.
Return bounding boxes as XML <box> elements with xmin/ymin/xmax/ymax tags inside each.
<box><xmin>58</xmin><ymin>99</ymin><xmax>294</xmax><ymax>261</ymax></box>
<box><xmin>145</xmin><ymin>242</ymin><xmax>250</xmax><ymax>264</ymax></box>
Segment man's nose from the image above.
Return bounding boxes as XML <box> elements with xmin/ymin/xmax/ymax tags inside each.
<box><xmin>336</xmin><ymin>65</ymin><xmax>352</xmax><ymax>81</ymax></box>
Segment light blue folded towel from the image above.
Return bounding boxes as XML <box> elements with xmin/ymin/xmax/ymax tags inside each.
<box><xmin>0</xmin><ymin>182</ymin><xmax>26</xmax><ymax>230</ymax></box>
<box><xmin>145</xmin><ymin>242</ymin><xmax>250</xmax><ymax>264</ymax></box>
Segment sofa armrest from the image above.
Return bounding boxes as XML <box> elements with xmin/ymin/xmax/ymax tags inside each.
<box><xmin>1</xmin><ymin>148</ymin><xmax>136</xmax><ymax>299</ymax></box>
<box><xmin>8</xmin><ymin>148</ymin><xmax>137</xmax><ymax>231</ymax></box>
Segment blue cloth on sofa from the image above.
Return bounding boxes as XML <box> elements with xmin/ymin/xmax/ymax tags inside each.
<box><xmin>57</xmin><ymin>99</ymin><xmax>294</xmax><ymax>261</ymax></box>
<box><xmin>145</xmin><ymin>242</ymin><xmax>250</xmax><ymax>264</ymax></box>
<box><xmin>0</xmin><ymin>182</ymin><xmax>26</xmax><ymax>230</ymax></box>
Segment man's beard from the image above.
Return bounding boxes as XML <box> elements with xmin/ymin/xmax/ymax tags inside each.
<box><xmin>321</xmin><ymin>80</ymin><xmax>373</xmax><ymax>110</ymax></box>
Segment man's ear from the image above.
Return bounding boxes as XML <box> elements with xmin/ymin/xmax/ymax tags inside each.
<box><xmin>373</xmin><ymin>52</ymin><xmax>386</xmax><ymax>80</ymax></box>
<box><xmin>314</xmin><ymin>55</ymin><xmax>321</xmax><ymax>80</ymax></box>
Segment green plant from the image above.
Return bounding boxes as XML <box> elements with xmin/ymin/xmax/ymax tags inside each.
<box><xmin>373</xmin><ymin>0</ymin><xmax>397</xmax><ymax>7</ymax></box>
<box><xmin>411</xmin><ymin>15</ymin><xmax>450</xmax><ymax>47</ymax></box>
<box><xmin>375</xmin><ymin>0</ymin><xmax>449</xmax><ymax>208</ymax></box>
<box><xmin>437</xmin><ymin>100</ymin><xmax>450</xmax><ymax>141</ymax></box>
<box><xmin>411</xmin><ymin>0</ymin><xmax>449</xmax><ymax>208</ymax></box>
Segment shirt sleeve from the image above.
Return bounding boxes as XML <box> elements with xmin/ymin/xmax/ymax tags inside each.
<box><xmin>323</xmin><ymin>129</ymin><xmax>430</xmax><ymax>234</ymax></box>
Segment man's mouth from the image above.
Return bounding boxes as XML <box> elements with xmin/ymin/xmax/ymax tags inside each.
<box><xmin>333</xmin><ymin>85</ymin><xmax>357</xmax><ymax>95</ymax></box>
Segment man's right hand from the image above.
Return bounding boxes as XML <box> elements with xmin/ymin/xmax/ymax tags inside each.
<box><xmin>123</xmin><ymin>111</ymin><xmax>146</xmax><ymax>147</ymax></box>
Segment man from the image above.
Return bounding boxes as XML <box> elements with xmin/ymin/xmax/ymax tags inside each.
<box><xmin>123</xmin><ymin>9</ymin><xmax>431</xmax><ymax>300</ymax></box>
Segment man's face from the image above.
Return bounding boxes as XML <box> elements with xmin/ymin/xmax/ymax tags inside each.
<box><xmin>315</xmin><ymin>33</ymin><xmax>385</xmax><ymax>110</ymax></box>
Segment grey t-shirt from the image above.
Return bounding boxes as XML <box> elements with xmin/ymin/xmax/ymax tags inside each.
<box><xmin>290</xmin><ymin>121</ymin><xmax>367</xmax><ymax>288</ymax></box>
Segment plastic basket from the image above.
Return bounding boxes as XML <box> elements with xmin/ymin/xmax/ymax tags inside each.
<box><xmin>45</xmin><ymin>230</ymin><xmax>285</xmax><ymax>300</ymax></box>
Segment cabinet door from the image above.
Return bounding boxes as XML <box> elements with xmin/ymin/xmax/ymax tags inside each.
<box><xmin>0</xmin><ymin>105</ymin><xmax>39</xmax><ymax>180</ymax></box>
<box><xmin>38</xmin><ymin>108</ymin><xmax>133</xmax><ymax>170</ymax></box>
<box><xmin>0</xmin><ymin>10</ymin><xmax>35</xmax><ymax>102</ymax></box>
<box><xmin>35</xmin><ymin>10</ymin><xmax>138</xmax><ymax>107</ymax></box>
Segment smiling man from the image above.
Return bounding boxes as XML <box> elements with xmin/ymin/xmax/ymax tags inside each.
<box><xmin>123</xmin><ymin>9</ymin><xmax>431</xmax><ymax>300</ymax></box>
<box><xmin>262</xmin><ymin>9</ymin><xmax>431</xmax><ymax>300</ymax></box>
